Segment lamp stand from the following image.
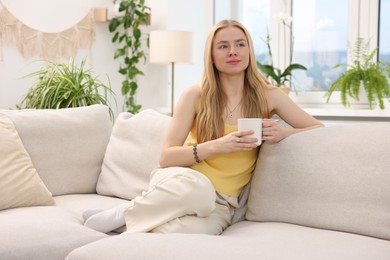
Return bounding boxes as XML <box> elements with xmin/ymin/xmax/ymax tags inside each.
<box><xmin>170</xmin><ymin>62</ymin><xmax>175</xmax><ymax>116</ymax></box>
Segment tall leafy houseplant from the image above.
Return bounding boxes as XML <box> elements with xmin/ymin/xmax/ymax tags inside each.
<box><xmin>326</xmin><ymin>38</ymin><xmax>390</xmax><ymax>109</ymax></box>
<box><xmin>18</xmin><ymin>58</ymin><xmax>115</xmax><ymax>118</ymax></box>
<box><xmin>257</xmin><ymin>13</ymin><xmax>307</xmax><ymax>91</ymax></box>
<box><xmin>257</xmin><ymin>34</ymin><xmax>307</xmax><ymax>88</ymax></box>
<box><xmin>109</xmin><ymin>0</ymin><xmax>151</xmax><ymax>113</ymax></box>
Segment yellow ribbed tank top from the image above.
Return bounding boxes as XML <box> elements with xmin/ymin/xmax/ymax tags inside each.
<box><xmin>187</xmin><ymin>124</ymin><xmax>259</xmax><ymax>197</ymax></box>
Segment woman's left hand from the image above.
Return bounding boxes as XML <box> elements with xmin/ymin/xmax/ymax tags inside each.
<box><xmin>262</xmin><ymin>119</ymin><xmax>285</xmax><ymax>143</ymax></box>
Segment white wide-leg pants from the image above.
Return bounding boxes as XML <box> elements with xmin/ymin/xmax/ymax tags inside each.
<box><xmin>123</xmin><ymin>167</ymin><xmax>236</xmax><ymax>235</ymax></box>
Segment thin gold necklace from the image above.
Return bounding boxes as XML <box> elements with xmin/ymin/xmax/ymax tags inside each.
<box><xmin>227</xmin><ymin>101</ymin><xmax>241</xmax><ymax>118</ymax></box>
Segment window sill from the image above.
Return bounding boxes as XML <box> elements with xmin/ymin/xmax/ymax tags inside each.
<box><xmin>303</xmin><ymin>108</ymin><xmax>390</xmax><ymax>126</ymax></box>
<box><xmin>303</xmin><ymin>108</ymin><xmax>390</xmax><ymax>119</ymax></box>
<box><xmin>286</xmin><ymin>91</ymin><xmax>390</xmax><ymax>125</ymax></box>
<box><xmin>289</xmin><ymin>91</ymin><xmax>390</xmax><ymax>123</ymax></box>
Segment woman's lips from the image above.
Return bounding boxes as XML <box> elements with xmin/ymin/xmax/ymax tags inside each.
<box><xmin>227</xmin><ymin>59</ymin><xmax>240</xmax><ymax>65</ymax></box>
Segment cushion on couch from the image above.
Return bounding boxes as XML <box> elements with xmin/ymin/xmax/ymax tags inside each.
<box><xmin>66</xmin><ymin>221</ymin><xmax>390</xmax><ymax>260</ymax></box>
<box><xmin>97</xmin><ymin>109</ymin><xmax>171</xmax><ymax>200</ymax></box>
<box><xmin>0</xmin><ymin>206</ymin><xmax>107</xmax><ymax>260</ymax></box>
<box><xmin>0</xmin><ymin>105</ymin><xmax>112</xmax><ymax>196</ymax></box>
<box><xmin>247</xmin><ymin>123</ymin><xmax>390</xmax><ymax>240</ymax></box>
<box><xmin>0</xmin><ymin>114</ymin><xmax>54</xmax><ymax>210</ymax></box>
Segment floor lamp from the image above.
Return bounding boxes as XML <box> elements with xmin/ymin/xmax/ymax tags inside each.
<box><xmin>149</xmin><ymin>30</ymin><xmax>194</xmax><ymax>115</ymax></box>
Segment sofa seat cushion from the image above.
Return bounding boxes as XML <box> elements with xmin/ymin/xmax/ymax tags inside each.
<box><xmin>0</xmin><ymin>206</ymin><xmax>107</xmax><ymax>260</ymax></box>
<box><xmin>223</xmin><ymin>221</ymin><xmax>390</xmax><ymax>260</ymax></box>
<box><xmin>54</xmin><ymin>194</ymin><xmax>129</xmax><ymax>221</ymax></box>
<box><xmin>0</xmin><ymin>105</ymin><xmax>112</xmax><ymax>196</ymax></box>
<box><xmin>247</xmin><ymin>123</ymin><xmax>390</xmax><ymax>240</ymax></box>
<box><xmin>66</xmin><ymin>221</ymin><xmax>390</xmax><ymax>260</ymax></box>
<box><xmin>66</xmin><ymin>231</ymin><xmax>242</xmax><ymax>260</ymax></box>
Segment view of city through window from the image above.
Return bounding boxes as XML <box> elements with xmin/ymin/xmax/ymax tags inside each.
<box><xmin>241</xmin><ymin>0</ymin><xmax>270</xmax><ymax>65</ymax></box>
<box><xmin>238</xmin><ymin>0</ymin><xmax>389</xmax><ymax>93</ymax></box>
<box><xmin>379</xmin><ymin>0</ymin><xmax>390</xmax><ymax>62</ymax></box>
<box><xmin>292</xmin><ymin>0</ymin><xmax>348</xmax><ymax>92</ymax></box>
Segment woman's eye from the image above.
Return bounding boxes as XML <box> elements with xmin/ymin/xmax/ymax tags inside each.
<box><xmin>237</xmin><ymin>42</ymin><xmax>246</xmax><ymax>47</ymax></box>
<box><xmin>218</xmin><ymin>44</ymin><xmax>228</xmax><ymax>49</ymax></box>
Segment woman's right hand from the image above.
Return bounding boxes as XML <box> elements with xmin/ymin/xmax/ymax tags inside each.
<box><xmin>210</xmin><ymin>130</ymin><xmax>258</xmax><ymax>153</ymax></box>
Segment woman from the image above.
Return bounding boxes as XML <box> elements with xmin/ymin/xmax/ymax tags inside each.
<box><xmin>84</xmin><ymin>20</ymin><xmax>323</xmax><ymax>235</ymax></box>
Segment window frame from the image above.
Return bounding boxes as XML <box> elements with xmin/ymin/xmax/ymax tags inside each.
<box><xmin>290</xmin><ymin>0</ymin><xmax>380</xmax><ymax>107</ymax></box>
<box><xmin>214</xmin><ymin>0</ymin><xmax>382</xmax><ymax>109</ymax></box>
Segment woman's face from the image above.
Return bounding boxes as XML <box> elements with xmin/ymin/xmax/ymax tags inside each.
<box><xmin>212</xmin><ymin>26</ymin><xmax>250</xmax><ymax>76</ymax></box>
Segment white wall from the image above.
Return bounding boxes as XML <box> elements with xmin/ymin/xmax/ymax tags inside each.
<box><xmin>145</xmin><ymin>0</ymin><xmax>213</xmax><ymax>114</ymax></box>
<box><xmin>0</xmin><ymin>0</ymin><xmax>213</xmax><ymax>116</ymax></box>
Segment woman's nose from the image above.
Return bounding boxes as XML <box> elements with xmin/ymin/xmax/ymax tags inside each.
<box><xmin>229</xmin><ymin>46</ymin><xmax>237</xmax><ymax>56</ymax></box>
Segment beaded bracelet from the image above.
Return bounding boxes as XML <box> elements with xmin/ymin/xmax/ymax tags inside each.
<box><xmin>192</xmin><ymin>144</ymin><xmax>201</xmax><ymax>163</ymax></box>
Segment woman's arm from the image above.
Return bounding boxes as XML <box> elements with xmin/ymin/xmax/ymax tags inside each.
<box><xmin>158</xmin><ymin>85</ymin><xmax>199</xmax><ymax>168</ymax></box>
<box><xmin>159</xmin><ymin>85</ymin><xmax>258</xmax><ymax>168</ymax></box>
<box><xmin>263</xmin><ymin>87</ymin><xmax>324</xmax><ymax>143</ymax></box>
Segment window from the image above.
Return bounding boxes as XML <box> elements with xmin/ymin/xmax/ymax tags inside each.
<box><xmin>214</xmin><ymin>0</ymin><xmax>382</xmax><ymax>107</ymax></box>
<box><xmin>379</xmin><ymin>0</ymin><xmax>390</xmax><ymax>62</ymax></box>
<box><xmin>240</xmin><ymin>0</ymin><xmax>271</xmax><ymax>65</ymax></box>
<box><xmin>292</xmin><ymin>0</ymin><xmax>348</xmax><ymax>91</ymax></box>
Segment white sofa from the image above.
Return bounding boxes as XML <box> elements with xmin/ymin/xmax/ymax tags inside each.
<box><xmin>1</xmin><ymin>104</ymin><xmax>389</xmax><ymax>260</ymax></box>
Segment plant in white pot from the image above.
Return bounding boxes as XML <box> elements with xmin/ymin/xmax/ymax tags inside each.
<box><xmin>17</xmin><ymin>58</ymin><xmax>115</xmax><ymax>118</ymax></box>
<box><xmin>326</xmin><ymin>37</ymin><xmax>390</xmax><ymax>109</ymax></box>
<box><xmin>257</xmin><ymin>13</ymin><xmax>307</xmax><ymax>93</ymax></box>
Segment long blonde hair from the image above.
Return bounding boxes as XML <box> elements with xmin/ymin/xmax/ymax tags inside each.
<box><xmin>195</xmin><ymin>20</ymin><xmax>270</xmax><ymax>143</ymax></box>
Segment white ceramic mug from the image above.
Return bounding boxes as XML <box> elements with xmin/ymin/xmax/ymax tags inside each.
<box><xmin>237</xmin><ymin>118</ymin><xmax>262</xmax><ymax>146</ymax></box>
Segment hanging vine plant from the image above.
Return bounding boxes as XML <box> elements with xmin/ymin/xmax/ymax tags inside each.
<box><xmin>109</xmin><ymin>0</ymin><xmax>151</xmax><ymax>113</ymax></box>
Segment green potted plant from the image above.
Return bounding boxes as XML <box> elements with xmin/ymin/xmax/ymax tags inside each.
<box><xmin>17</xmin><ymin>58</ymin><xmax>115</xmax><ymax>118</ymax></box>
<box><xmin>326</xmin><ymin>37</ymin><xmax>390</xmax><ymax>110</ymax></box>
<box><xmin>257</xmin><ymin>39</ymin><xmax>307</xmax><ymax>89</ymax></box>
<box><xmin>257</xmin><ymin>14</ymin><xmax>307</xmax><ymax>93</ymax></box>
<box><xmin>109</xmin><ymin>0</ymin><xmax>151</xmax><ymax>113</ymax></box>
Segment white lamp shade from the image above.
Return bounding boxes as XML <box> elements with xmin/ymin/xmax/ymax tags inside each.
<box><xmin>149</xmin><ymin>30</ymin><xmax>194</xmax><ymax>64</ymax></box>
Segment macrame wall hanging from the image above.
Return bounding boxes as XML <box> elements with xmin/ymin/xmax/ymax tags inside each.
<box><xmin>0</xmin><ymin>1</ymin><xmax>96</xmax><ymax>61</ymax></box>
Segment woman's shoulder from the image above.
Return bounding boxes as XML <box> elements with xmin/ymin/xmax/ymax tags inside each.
<box><xmin>180</xmin><ymin>84</ymin><xmax>201</xmax><ymax>103</ymax></box>
<box><xmin>175</xmin><ymin>84</ymin><xmax>201</xmax><ymax>112</ymax></box>
<box><xmin>183</xmin><ymin>84</ymin><xmax>201</xmax><ymax>95</ymax></box>
<box><xmin>264</xmin><ymin>85</ymin><xmax>291</xmax><ymax>112</ymax></box>
<box><xmin>265</xmin><ymin>85</ymin><xmax>289</xmax><ymax>99</ymax></box>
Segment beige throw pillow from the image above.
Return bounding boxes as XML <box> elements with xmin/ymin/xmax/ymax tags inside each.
<box><xmin>97</xmin><ymin>109</ymin><xmax>171</xmax><ymax>200</ymax></box>
<box><xmin>247</xmin><ymin>123</ymin><xmax>390</xmax><ymax>240</ymax></box>
<box><xmin>1</xmin><ymin>105</ymin><xmax>112</xmax><ymax>196</ymax></box>
<box><xmin>0</xmin><ymin>115</ymin><xmax>54</xmax><ymax>210</ymax></box>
